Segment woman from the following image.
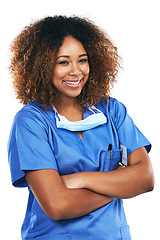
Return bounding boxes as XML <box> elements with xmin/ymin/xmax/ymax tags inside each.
<box><xmin>8</xmin><ymin>16</ymin><xmax>154</xmax><ymax>240</ymax></box>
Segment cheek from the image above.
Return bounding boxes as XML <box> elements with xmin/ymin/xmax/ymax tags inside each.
<box><xmin>53</xmin><ymin>66</ymin><xmax>68</xmax><ymax>80</ymax></box>
<box><xmin>82</xmin><ymin>64</ymin><xmax>90</xmax><ymax>76</ymax></box>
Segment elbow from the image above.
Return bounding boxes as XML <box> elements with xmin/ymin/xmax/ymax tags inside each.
<box><xmin>46</xmin><ymin>206</ymin><xmax>64</xmax><ymax>221</ymax></box>
<box><xmin>142</xmin><ymin>171</ymin><xmax>155</xmax><ymax>193</ymax></box>
<box><xmin>48</xmin><ymin>209</ymin><xmax>62</xmax><ymax>221</ymax></box>
<box><xmin>138</xmin><ymin>160</ymin><xmax>155</xmax><ymax>194</ymax></box>
<box><xmin>146</xmin><ymin>176</ymin><xmax>155</xmax><ymax>192</ymax></box>
<box><xmin>46</xmin><ymin>201</ymin><xmax>68</xmax><ymax>221</ymax></box>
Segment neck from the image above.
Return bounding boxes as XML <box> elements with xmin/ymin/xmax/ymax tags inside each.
<box><xmin>54</xmin><ymin>95</ymin><xmax>82</xmax><ymax>115</ymax></box>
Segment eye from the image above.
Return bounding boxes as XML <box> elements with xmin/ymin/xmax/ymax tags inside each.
<box><xmin>58</xmin><ymin>61</ymin><xmax>69</xmax><ymax>65</ymax></box>
<box><xmin>79</xmin><ymin>58</ymin><xmax>88</xmax><ymax>63</ymax></box>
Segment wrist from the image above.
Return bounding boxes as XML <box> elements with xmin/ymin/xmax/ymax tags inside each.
<box><xmin>76</xmin><ymin>172</ymin><xmax>87</xmax><ymax>189</ymax></box>
<box><xmin>80</xmin><ymin>172</ymin><xmax>92</xmax><ymax>189</ymax></box>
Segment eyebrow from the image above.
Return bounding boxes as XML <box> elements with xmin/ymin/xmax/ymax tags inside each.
<box><xmin>56</xmin><ymin>54</ymin><xmax>88</xmax><ymax>60</ymax></box>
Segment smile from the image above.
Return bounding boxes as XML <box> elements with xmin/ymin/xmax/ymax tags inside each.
<box><xmin>62</xmin><ymin>79</ymin><xmax>82</xmax><ymax>87</ymax></box>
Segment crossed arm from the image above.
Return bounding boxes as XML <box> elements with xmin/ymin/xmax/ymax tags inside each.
<box><xmin>25</xmin><ymin>147</ymin><xmax>154</xmax><ymax>221</ymax></box>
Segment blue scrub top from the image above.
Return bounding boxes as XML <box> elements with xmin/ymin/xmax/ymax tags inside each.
<box><xmin>8</xmin><ymin>97</ymin><xmax>151</xmax><ymax>240</ymax></box>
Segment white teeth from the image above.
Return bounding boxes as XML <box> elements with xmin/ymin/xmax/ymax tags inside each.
<box><xmin>64</xmin><ymin>79</ymin><xmax>81</xmax><ymax>85</ymax></box>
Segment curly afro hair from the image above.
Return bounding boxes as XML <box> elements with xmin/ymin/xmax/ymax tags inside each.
<box><xmin>9</xmin><ymin>15</ymin><xmax>121</xmax><ymax>109</ymax></box>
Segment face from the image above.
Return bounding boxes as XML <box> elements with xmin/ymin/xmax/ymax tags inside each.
<box><xmin>53</xmin><ymin>36</ymin><xmax>90</xmax><ymax>102</ymax></box>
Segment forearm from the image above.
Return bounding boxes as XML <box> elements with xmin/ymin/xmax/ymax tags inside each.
<box><xmin>58</xmin><ymin>188</ymin><xmax>113</xmax><ymax>220</ymax></box>
<box><xmin>81</xmin><ymin>162</ymin><xmax>154</xmax><ymax>199</ymax></box>
<box><xmin>25</xmin><ymin>169</ymin><xmax>114</xmax><ymax>221</ymax></box>
<box><xmin>63</xmin><ymin>148</ymin><xmax>154</xmax><ymax>199</ymax></box>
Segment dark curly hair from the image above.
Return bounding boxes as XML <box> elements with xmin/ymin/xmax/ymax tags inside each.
<box><xmin>9</xmin><ymin>15</ymin><xmax>121</xmax><ymax>109</ymax></box>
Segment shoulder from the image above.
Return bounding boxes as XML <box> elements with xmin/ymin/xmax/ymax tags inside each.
<box><xmin>95</xmin><ymin>97</ymin><xmax>127</xmax><ymax>116</ymax></box>
<box><xmin>15</xmin><ymin>101</ymin><xmax>45</xmax><ymax>119</ymax></box>
<box><xmin>13</xmin><ymin>102</ymin><xmax>50</xmax><ymax>133</ymax></box>
<box><xmin>95</xmin><ymin>97</ymin><xmax>127</xmax><ymax>129</ymax></box>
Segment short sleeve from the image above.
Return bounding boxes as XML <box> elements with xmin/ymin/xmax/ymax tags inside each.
<box><xmin>7</xmin><ymin>107</ymin><xmax>58</xmax><ymax>187</ymax></box>
<box><xmin>109</xmin><ymin>98</ymin><xmax>151</xmax><ymax>155</ymax></box>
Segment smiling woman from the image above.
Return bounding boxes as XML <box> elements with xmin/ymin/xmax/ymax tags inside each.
<box><xmin>8</xmin><ymin>15</ymin><xmax>154</xmax><ymax>240</ymax></box>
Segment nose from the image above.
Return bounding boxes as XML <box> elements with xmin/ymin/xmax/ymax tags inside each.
<box><xmin>69</xmin><ymin>63</ymin><xmax>81</xmax><ymax>76</ymax></box>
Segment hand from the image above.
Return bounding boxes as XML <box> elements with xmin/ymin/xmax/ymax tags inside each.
<box><xmin>61</xmin><ymin>172</ymin><xmax>84</xmax><ymax>189</ymax></box>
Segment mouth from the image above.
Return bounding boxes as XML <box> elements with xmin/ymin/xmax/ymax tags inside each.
<box><xmin>62</xmin><ymin>78</ymin><xmax>83</xmax><ymax>87</ymax></box>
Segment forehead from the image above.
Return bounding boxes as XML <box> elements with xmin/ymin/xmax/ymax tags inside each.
<box><xmin>57</xmin><ymin>36</ymin><xmax>87</xmax><ymax>56</ymax></box>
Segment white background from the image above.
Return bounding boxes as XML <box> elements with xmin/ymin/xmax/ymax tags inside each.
<box><xmin>1</xmin><ymin>0</ymin><xmax>160</xmax><ymax>239</ymax></box>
